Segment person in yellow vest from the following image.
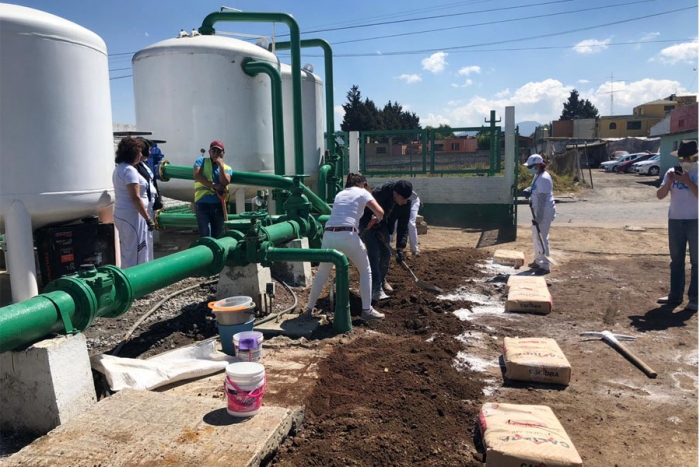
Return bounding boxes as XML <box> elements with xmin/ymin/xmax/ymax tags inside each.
<box><xmin>193</xmin><ymin>140</ymin><xmax>233</xmax><ymax>238</ymax></box>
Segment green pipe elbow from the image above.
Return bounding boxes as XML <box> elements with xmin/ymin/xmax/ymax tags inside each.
<box><xmin>318</xmin><ymin>164</ymin><xmax>332</xmax><ymax>203</ymax></box>
<box><xmin>265</xmin><ymin>246</ymin><xmax>351</xmax><ymax>333</ymax></box>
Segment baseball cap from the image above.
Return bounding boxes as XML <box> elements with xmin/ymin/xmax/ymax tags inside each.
<box><xmin>393</xmin><ymin>180</ymin><xmax>413</xmax><ymax>199</ymax></box>
<box><xmin>671</xmin><ymin>140</ymin><xmax>698</xmax><ymax>161</ymax></box>
<box><xmin>210</xmin><ymin>140</ymin><xmax>225</xmax><ymax>151</ymax></box>
<box><xmin>524</xmin><ymin>154</ymin><xmax>543</xmax><ymax>167</ymax></box>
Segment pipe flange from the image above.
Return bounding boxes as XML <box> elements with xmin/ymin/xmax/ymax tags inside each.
<box><xmin>44</xmin><ymin>276</ymin><xmax>99</xmax><ymax>332</ymax></box>
<box><xmin>159</xmin><ymin>159</ymin><xmax>171</xmax><ymax>182</ymax></box>
<box><xmin>223</xmin><ymin>229</ymin><xmax>245</xmax><ymax>241</ymax></box>
<box><xmin>99</xmin><ymin>265</ymin><xmax>134</xmax><ymax>318</ymax></box>
<box><xmin>191</xmin><ymin>237</ymin><xmax>226</xmax><ymax>276</ymax></box>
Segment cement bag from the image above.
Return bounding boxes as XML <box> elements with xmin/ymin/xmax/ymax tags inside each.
<box><xmin>493</xmin><ymin>250</ymin><xmax>525</xmax><ymax>268</ymax></box>
<box><xmin>477</xmin><ymin>403</ymin><xmax>583</xmax><ymax>467</ymax></box>
<box><xmin>503</xmin><ymin>337</ymin><xmax>571</xmax><ymax>385</ymax></box>
<box><xmin>506</xmin><ymin>283</ymin><xmax>552</xmax><ymax>315</ymax></box>
<box><xmin>505</xmin><ymin>275</ymin><xmax>547</xmax><ymax>293</ymax></box>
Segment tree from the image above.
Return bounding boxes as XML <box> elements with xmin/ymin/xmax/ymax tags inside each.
<box><xmin>560</xmin><ymin>90</ymin><xmax>599</xmax><ymax>120</ymax></box>
<box><xmin>340</xmin><ymin>86</ymin><xmax>422</xmax><ymax>132</ymax></box>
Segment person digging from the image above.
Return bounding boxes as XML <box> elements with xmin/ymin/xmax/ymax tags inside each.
<box><xmin>523</xmin><ymin>154</ymin><xmax>556</xmax><ymax>275</ymax></box>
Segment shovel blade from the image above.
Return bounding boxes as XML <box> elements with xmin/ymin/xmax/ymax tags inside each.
<box><xmin>417</xmin><ymin>280</ymin><xmax>443</xmax><ymax>294</ymax></box>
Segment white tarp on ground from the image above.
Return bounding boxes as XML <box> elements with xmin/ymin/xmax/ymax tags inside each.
<box><xmin>91</xmin><ymin>338</ymin><xmax>236</xmax><ymax>391</ymax></box>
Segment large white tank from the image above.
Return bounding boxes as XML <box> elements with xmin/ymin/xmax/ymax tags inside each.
<box><xmin>0</xmin><ymin>4</ymin><xmax>115</xmax><ymax>301</ymax></box>
<box><xmin>0</xmin><ymin>4</ymin><xmax>115</xmax><ymax>229</ymax></box>
<box><xmin>133</xmin><ymin>35</ymin><xmax>279</xmax><ymax>202</ymax></box>
<box><xmin>280</xmin><ymin>63</ymin><xmax>324</xmax><ymax>182</ymax></box>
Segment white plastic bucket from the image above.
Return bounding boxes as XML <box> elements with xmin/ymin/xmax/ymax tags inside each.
<box><xmin>224</xmin><ymin>362</ymin><xmax>267</xmax><ymax>417</ymax></box>
<box><xmin>209</xmin><ymin>296</ymin><xmax>255</xmax><ymax>325</ymax></box>
<box><xmin>233</xmin><ymin>331</ymin><xmax>264</xmax><ymax>363</ymax></box>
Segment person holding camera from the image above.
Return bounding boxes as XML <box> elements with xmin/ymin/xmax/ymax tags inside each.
<box><xmin>656</xmin><ymin>140</ymin><xmax>698</xmax><ymax>311</ymax></box>
<box><xmin>193</xmin><ymin>140</ymin><xmax>232</xmax><ymax>238</ymax></box>
<box><xmin>113</xmin><ymin>136</ymin><xmax>155</xmax><ymax>268</ymax></box>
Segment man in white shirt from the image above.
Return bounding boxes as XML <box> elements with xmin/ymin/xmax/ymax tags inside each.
<box><xmin>656</xmin><ymin>140</ymin><xmax>698</xmax><ymax>311</ymax></box>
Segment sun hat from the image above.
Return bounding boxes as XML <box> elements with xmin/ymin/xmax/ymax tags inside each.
<box><xmin>671</xmin><ymin>140</ymin><xmax>698</xmax><ymax>161</ymax></box>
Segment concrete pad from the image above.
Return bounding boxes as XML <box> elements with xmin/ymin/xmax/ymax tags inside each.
<box><xmin>4</xmin><ymin>389</ymin><xmax>300</xmax><ymax>467</ymax></box>
<box><xmin>254</xmin><ymin>313</ymin><xmax>320</xmax><ymax>339</ymax></box>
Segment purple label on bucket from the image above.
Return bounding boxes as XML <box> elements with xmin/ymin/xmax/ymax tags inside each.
<box><xmin>239</xmin><ymin>338</ymin><xmax>258</xmax><ymax>350</ymax></box>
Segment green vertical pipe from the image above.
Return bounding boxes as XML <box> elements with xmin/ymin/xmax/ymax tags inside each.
<box><xmin>161</xmin><ymin>164</ymin><xmax>331</xmax><ymax>215</ymax></box>
<box><xmin>123</xmin><ymin>236</ymin><xmax>238</xmax><ymax>299</ymax></box>
<box><xmin>272</xmin><ymin>39</ymin><xmax>335</xmax><ymax>164</ymax></box>
<box><xmin>265</xmin><ymin>246</ymin><xmax>351</xmax><ymax>333</ymax></box>
<box><xmin>0</xmin><ymin>291</ymin><xmax>75</xmax><ymax>353</ymax></box>
<box><xmin>318</xmin><ymin>164</ymin><xmax>332</xmax><ymax>202</ymax></box>
<box><xmin>199</xmin><ymin>12</ymin><xmax>304</xmax><ymax>176</ymax></box>
<box><xmin>242</xmin><ymin>59</ymin><xmax>286</xmax><ymax>214</ymax></box>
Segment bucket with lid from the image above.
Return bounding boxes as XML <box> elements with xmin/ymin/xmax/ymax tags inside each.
<box><xmin>224</xmin><ymin>362</ymin><xmax>267</xmax><ymax>417</ymax></box>
<box><xmin>217</xmin><ymin>318</ymin><xmax>255</xmax><ymax>356</ymax></box>
<box><xmin>208</xmin><ymin>296</ymin><xmax>255</xmax><ymax>325</ymax></box>
<box><xmin>233</xmin><ymin>331</ymin><xmax>264</xmax><ymax>363</ymax></box>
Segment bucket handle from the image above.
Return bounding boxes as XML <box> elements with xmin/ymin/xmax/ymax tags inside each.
<box><xmin>208</xmin><ymin>301</ymin><xmax>255</xmax><ymax>312</ymax></box>
<box><xmin>224</xmin><ymin>376</ymin><xmax>267</xmax><ymax>398</ymax></box>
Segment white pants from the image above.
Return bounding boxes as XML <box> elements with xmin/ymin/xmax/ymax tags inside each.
<box><xmin>531</xmin><ymin>219</ymin><xmax>552</xmax><ymax>270</ymax></box>
<box><xmin>307</xmin><ymin>230</ymin><xmax>372</xmax><ymax>311</ymax></box>
<box><xmin>147</xmin><ymin>200</ymin><xmax>155</xmax><ymax>262</ymax></box>
<box><xmin>391</xmin><ymin>196</ymin><xmax>420</xmax><ymax>254</ymax></box>
<box><xmin>114</xmin><ymin>208</ymin><xmax>150</xmax><ymax>269</ymax></box>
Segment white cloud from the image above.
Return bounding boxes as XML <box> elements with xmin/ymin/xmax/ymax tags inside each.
<box><xmin>573</xmin><ymin>38</ymin><xmax>611</xmax><ymax>54</ymax></box>
<box><xmin>578</xmin><ymin>79</ymin><xmax>589</xmax><ymax>84</ymax></box>
<box><xmin>376</xmin><ymin>50</ymin><xmax>383</xmax><ymax>55</ymax></box>
<box><xmin>651</xmin><ymin>39</ymin><xmax>698</xmax><ymax>65</ymax></box>
<box><xmin>640</xmin><ymin>32</ymin><xmax>660</xmax><ymax>42</ymax></box>
<box><xmin>421</xmin><ymin>52</ymin><xmax>448</xmax><ymax>74</ymax></box>
<box><xmin>334</xmin><ymin>105</ymin><xmax>345</xmax><ymax>128</ymax></box>
<box><xmin>458</xmin><ymin>65</ymin><xmax>481</xmax><ymax>76</ymax></box>
<box><xmin>451</xmin><ymin>79</ymin><xmax>473</xmax><ymax>88</ymax></box>
<box><xmin>494</xmin><ymin>88</ymin><xmax>510</xmax><ymax>98</ymax></box>
<box><xmin>420</xmin><ymin>78</ymin><xmax>692</xmax><ymax>127</ymax></box>
<box><xmin>395</xmin><ymin>74</ymin><xmax>422</xmax><ymax>84</ymax></box>
<box><xmin>145</xmin><ymin>32</ymin><xmax>150</xmax><ymax>37</ymax></box>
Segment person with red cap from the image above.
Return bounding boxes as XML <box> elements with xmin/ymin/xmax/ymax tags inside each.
<box><xmin>193</xmin><ymin>140</ymin><xmax>233</xmax><ymax>238</ymax></box>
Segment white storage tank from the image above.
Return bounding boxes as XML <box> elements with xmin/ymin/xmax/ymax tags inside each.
<box><xmin>132</xmin><ymin>35</ymin><xmax>278</xmax><ymax>202</ymax></box>
<box><xmin>0</xmin><ymin>4</ymin><xmax>115</xmax><ymax>301</ymax></box>
<box><xmin>280</xmin><ymin>63</ymin><xmax>324</xmax><ymax>184</ymax></box>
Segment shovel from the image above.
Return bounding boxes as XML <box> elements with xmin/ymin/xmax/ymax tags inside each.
<box><xmin>399</xmin><ymin>261</ymin><xmax>443</xmax><ymax>294</ymax></box>
<box><xmin>580</xmin><ymin>330</ymin><xmax>657</xmax><ymax>379</ymax></box>
<box><xmin>529</xmin><ymin>204</ymin><xmax>557</xmax><ymax>266</ymax></box>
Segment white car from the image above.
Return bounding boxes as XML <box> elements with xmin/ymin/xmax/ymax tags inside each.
<box><xmin>632</xmin><ymin>154</ymin><xmax>661</xmax><ymax>176</ymax></box>
<box><xmin>600</xmin><ymin>153</ymin><xmax>648</xmax><ymax>172</ymax></box>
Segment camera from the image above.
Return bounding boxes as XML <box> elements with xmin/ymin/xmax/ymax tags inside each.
<box><xmin>674</xmin><ymin>166</ymin><xmax>684</xmax><ymax>175</ymax></box>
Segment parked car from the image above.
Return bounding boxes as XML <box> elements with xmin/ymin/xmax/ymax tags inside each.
<box><xmin>632</xmin><ymin>154</ymin><xmax>661</xmax><ymax>176</ymax></box>
<box><xmin>616</xmin><ymin>153</ymin><xmax>657</xmax><ymax>173</ymax></box>
<box><xmin>601</xmin><ymin>152</ymin><xmax>648</xmax><ymax>172</ymax></box>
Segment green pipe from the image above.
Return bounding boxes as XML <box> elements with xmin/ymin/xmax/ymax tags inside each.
<box><xmin>271</xmin><ymin>39</ymin><xmax>335</xmax><ymax>163</ymax></box>
<box><xmin>260</xmin><ymin>220</ymin><xmax>300</xmax><ymax>245</ymax></box>
<box><xmin>318</xmin><ymin>164</ymin><xmax>332</xmax><ymax>202</ymax></box>
<box><xmin>265</xmin><ymin>246</ymin><xmax>351</xmax><ymax>333</ymax></box>
<box><xmin>161</xmin><ymin>163</ymin><xmax>331</xmax><ymax>215</ymax></box>
<box><xmin>242</xmin><ymin>59</ymin><xmax>286</xmax><ymax>214</ymax></box>
<box><xmin>0</xmin><ymin>291</ymin><xmax>75</xmax><ymax>353</ymax></box>
<box><xmin>157</xmin><ymin>212</ymin><xmax>276</xmax><ymax>229</ymax></box>
<box><xmin>124</xmin><ymin>236</ymin><xmax>239</xmax><ymax>298</ymax></box>
<box><xmin>199</xmin><ymin>11</ymin><xmax>304</xmax><ymax>176</ymax></box>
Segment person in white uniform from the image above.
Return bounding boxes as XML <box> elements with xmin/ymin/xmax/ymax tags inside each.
<box><xmin>524</xmin><ymin>154</ymin><xmax>556</xmax><ymax>274</ymax></box>
<box><xmin>305</xmin><ymin>173</ymin><xmax>386</xmax><ymax>321</ymax></box>
<box><xmin>112</xmin><ymin>137</ymin><xmax>155</xmax><ymax>268</ymax></box>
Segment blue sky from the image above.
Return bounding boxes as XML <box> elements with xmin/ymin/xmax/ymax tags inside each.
<box><xmin>10</xmin><ymin>0</ymin><xmax>699</xmax><ymax>129</ymax></box>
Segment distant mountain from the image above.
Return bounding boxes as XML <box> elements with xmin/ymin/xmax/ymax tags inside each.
<box><xmin>516</xmin><ymin>121</ymin><xmax>542</xmax><ymax>137</ymax></box>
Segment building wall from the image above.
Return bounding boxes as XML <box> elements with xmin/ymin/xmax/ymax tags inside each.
<box><xmin>597</xmin><ymin>117</ymin><xmax>661</xmax><ymax>138</ymax></box>
<box><xmin>649</xmin><ymin>115</ymin><xmax>671</xmax><ymax>137</ymax></box>
<box><xmin>634</xmin><ymin>102</ymin><xmax>678</xmax><ymax>117</ymax></box>
<box><xmin>573</xmin><ymin>119</ymin><xmax>596</xmax><ymax>138</ymax></box>
<box><xmin>434</xmin><ymin>137</ymin><xmax>477</xmax><ymax>153</ymax></box>
<box><xmin>659</xmin><ymin>130</ymin><xmax>699</xmax><ymax>175</ymax></box>
<box><xmin>670</xmin><ymin>103</ymin><xmax>698</xmax><ymax>134</ymax></box>
<box><xmin>552</xmin><ymin>120</ymin><xmax>573</xmax><ymax>137</ymax></box>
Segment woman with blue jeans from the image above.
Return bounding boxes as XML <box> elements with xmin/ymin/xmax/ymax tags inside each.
<box><xmin>656</xmin><ymin>140</ymin><xmax>698</xmax><ymax>311</ymax></box>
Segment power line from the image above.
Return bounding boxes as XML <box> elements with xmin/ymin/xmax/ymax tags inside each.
<box><xmin>323</xmin><ymin>5</ymin><xmax>697</xmax><ymax>57</ymax></box>
<box><xmin>333</xmin><ymin>0</ymin><xmax>657</xmax><ymax>45</ymax></box>
<box><xmin>109</xmin><ymin>67</ymin><xmax>132</xmax><ymax>72</ymax></box>
<box><xmin>110</xmin><ymin>75</ymin><xmax>133</xmax><ymax>80</ymax></box>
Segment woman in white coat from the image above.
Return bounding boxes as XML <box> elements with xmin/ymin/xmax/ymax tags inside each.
<box><xmin>112</xmin><ymin>137</ymin><xmax>155</xmax><ymax>268</ymax></box>
<box><xmin>305</xmin><ymin>173</ymin><xmax>385</xmax><ymax>320</ymax></box>
<box><xmin>524</xmin><ymin>154</ymin><xmax>556</xmax><ymax>274</ymax></box>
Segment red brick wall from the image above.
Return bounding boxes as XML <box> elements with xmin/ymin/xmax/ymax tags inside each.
<box><xmin>671</xmin><ymin>103</ymin><xmax>698</xmax><ymax>134</ymax></box>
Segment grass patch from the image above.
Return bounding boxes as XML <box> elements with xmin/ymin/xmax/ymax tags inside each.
<box><xmin>517</xmin><ymin>165</ymin><xmax>585</xmax><ymax>195</ymax></box>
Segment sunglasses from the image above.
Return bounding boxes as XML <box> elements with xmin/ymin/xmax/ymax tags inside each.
<box><xmin>210</xmin><ymin>147</ymin><xmax>223</xmax><ymax>153</ymax></box>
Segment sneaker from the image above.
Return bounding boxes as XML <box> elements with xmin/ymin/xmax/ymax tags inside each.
<box><xmin>686</xmin><ymin>301</ymin><xmax>698</xmax><ymax>311</ymax></box>
<box><xmin>535</xmin><ymin>268</ymin><xmax>550</xmax><ymax>276</ymax></box>
<box><xmin>657</xmin><ymin>296</ymin><xmax>683</xmax><ymax>305</ymax></box>
<box><xmin>361</xmin><ymin>307</ymin><xmax>385</xmax><ymax>320</ymax></box>
<box><xmin>382</xmin><ymin>280</ymin><xmax>394</xmax><ymax>293</ymax></box>
<box><xmin>528</xmin><ymin>261</ymin><xmax>541</xmax><ymax>269</ymax></box>
<box><xmin>412</xmin><ymin>251</ymin><xmax>420</xmax><ymax>257</ymax></box>
<box><xmin>372</xmin><ymin>290</ymin><xmax>390</xmax><ymax>301</ymax></box>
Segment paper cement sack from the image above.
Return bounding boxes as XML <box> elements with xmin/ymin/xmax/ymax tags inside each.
<box><xmin>506</xmin><ymin>282</ymin><xmax>552</xmax><ymax>315</ymax></box>
<box><xmin>493</xmin><ymin>250</ymin><xmax>525</xmax><ymax>268</ymax></box>
<box><xmin>477</xmin><ymin>403</ymin><xmax>583</xmax><ymax>467</ymax></box>
<box><xmin>505</xmin><ymin>274</ymin><xmax>547</xmax><ymax>293</ymax></box>
<box><xmin>503</xmin><ymin>337</ymin><xmax>572</xmax><ymax>385</ymax></box>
